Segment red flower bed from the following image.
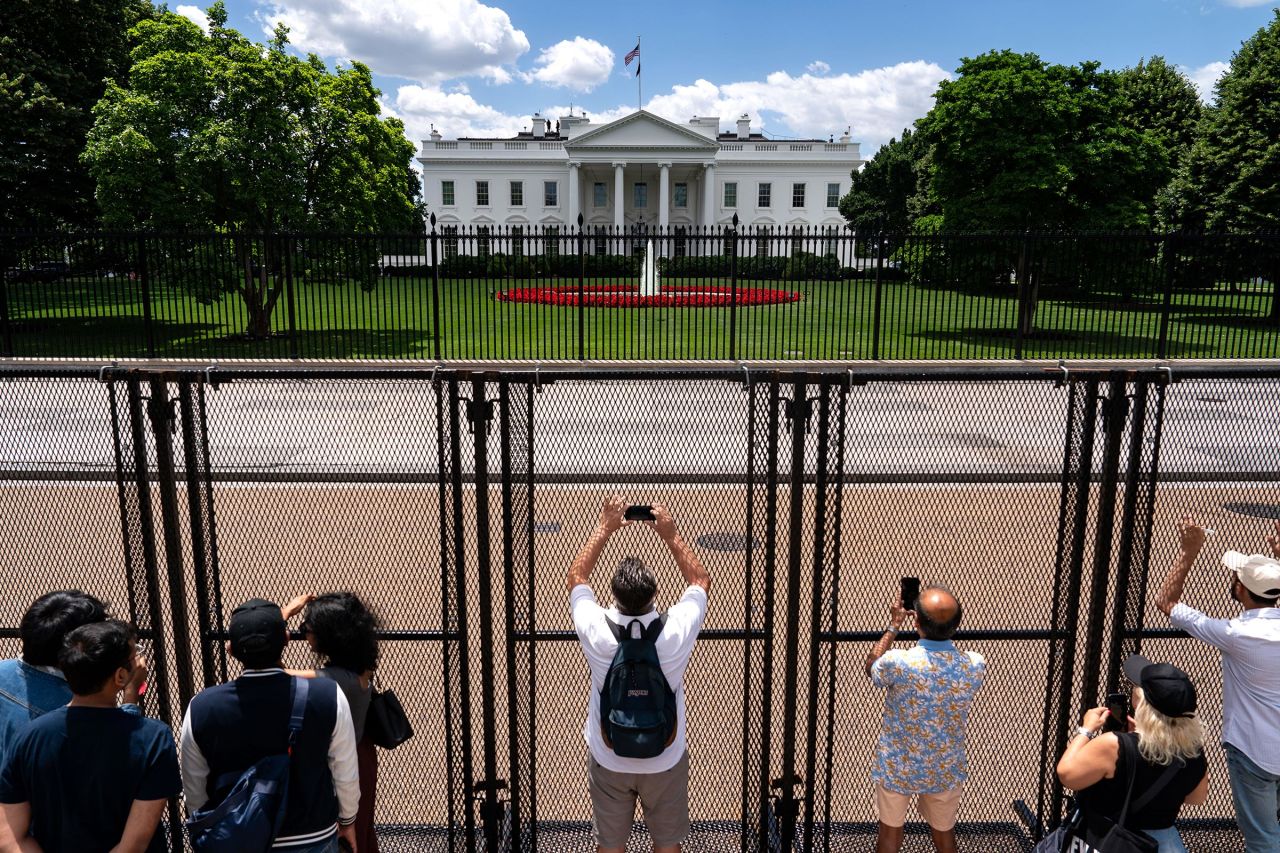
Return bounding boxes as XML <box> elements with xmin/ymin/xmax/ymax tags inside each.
<box><xmin>495</xmin><ymin>285</ymin><xmax>801</xmax><ymax>308</ymax></box>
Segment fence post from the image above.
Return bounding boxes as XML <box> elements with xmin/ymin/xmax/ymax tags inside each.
<box><xmin>871</xmin><ymin>231</ymin><xmax>885</xmax><ymax>360</ymax></box>
<box><xmin>429</xmin><ymin>214</ymin><xmax>442</xmax><ymax>360</ymax></box>
<box><xmin>577</xmin><ymin>214</ymin><xmax>586</xmax><ymax>361</ymax></box>
<box><xmin>729</xmin><ymin>219</ymin><xmax>739</xmax><ymax>361</ymax></box>
<box><xmin>0</xmin><ymin>259</ymin><xmax>12</xmax><ymax>357</ymax></box>
<box><xmin>1014</xmin><ymin>229</ymin><xmax>1031</xmax><ymax>360</ymax></box>
<box><xmin>1157</xmin><ymin>231</ymin><xmax>1177</xmax><ymax>359</ymax></box>
<box><xmin>283</xmin><ymin>236</ymin><xmax>300</xmax><ymax>359</ymax></box>
<box><xmin>137</xmin><ymin>233</ymin><xmax>156</xmax><ymax>358</ymax></box>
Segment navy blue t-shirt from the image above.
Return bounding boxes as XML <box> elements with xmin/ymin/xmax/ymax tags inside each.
<box><xmin>0</xmin><ymin>706</ymin><xmax>180</xmax><ymax>853</ymax></box>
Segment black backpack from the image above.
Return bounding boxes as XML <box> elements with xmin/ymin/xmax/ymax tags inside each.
<box><xmin>599</xmin><ymin>616</ymin><xmax>677</xmax><ymax>759</ymax></box>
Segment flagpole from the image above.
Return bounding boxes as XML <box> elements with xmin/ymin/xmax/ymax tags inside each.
<box><xmin>637</xmin><ymin>35</ymin><xmax>642</xmax><ymax>110</ymax></box>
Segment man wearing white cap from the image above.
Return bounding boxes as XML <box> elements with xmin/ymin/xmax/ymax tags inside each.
<box><xmin>1155</xmin><ymin>516</ymin><xmax>1280</xmax><ymax>852</ymax></box>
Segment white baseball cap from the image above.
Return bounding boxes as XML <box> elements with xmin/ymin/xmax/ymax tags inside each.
<box><xmin>1221</xmin><ymin>551</ymin><xmax>1280</xmax><ymax>600</ymax></box>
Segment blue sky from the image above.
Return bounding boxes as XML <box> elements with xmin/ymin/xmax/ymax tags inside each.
<box><xmin>179</xmin><ymin>0</ymin><xmax>1278</xmax><ymax>152</ymax></box>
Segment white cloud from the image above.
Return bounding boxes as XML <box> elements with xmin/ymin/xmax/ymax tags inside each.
<box><xmin>1187</xmin><ymin>60</ymin><xmax>1229</xmax><ymax>102</ymax></box>
<box><xmin>175</xmin><ymin>4</ymin><xmax>210</xmax><ymax>33</ymax></box>
<box><xmin>524</xmin><ymin>37</ymin><xmax>614</xmax><ymax>92</ymax></box>
<box><xmin>391</xmin><ymin>85</ymin><xmax>526</xmax><ymax>142</ymax></box>
<box><xmin>807</xmin><ymin>60</ymin><xmax>831</xmax><ymax>75</ymax></box>
<box><xmin>256</xmin><ymin>0</ymin><xmax>530</xmax><ymax>84</ymax></box>
<box><xmin>1219</xmin><ymin>0</ymin><xmax>1273</xmax><ymax>6</ymax></box>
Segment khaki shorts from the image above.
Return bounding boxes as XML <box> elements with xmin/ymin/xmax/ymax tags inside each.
<box><xmin>875</xmin><ymin>783</ymin><xmax>963</xmax><ymax>831</ymax></box>
<box><xmin>587</xmin><ymin>751</ymin><xmax>690</xmax><ymax>848</ymax></box>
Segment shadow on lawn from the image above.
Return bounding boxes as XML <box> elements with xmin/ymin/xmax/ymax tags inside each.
<box><xmin>914</xmin><ymin>325</ymin><xmax>1220</xmax><ymax>359</ymax></box>
<box><xmin>8</xmin><ymin>315</ymin><xmax>436</xmax><ymax>360</ymax></box>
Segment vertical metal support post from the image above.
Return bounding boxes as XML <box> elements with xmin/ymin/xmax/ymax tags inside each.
<box><xmin>756</xmin><ymin>381</ymin><xmax>782</xmax><ymax>849</ymax></box>
<box><xmin>0</xmin><ymin>263</ymin><xmax>12</xmax><ymax>357</ymax></box>
<box><xmin>775</xmin><ymin>380</ymin><xmax>809</xmax><ymax>850</ymax></box>
<box><xmin>467</xmin><ymin>377</ymin><xmax>503</xmax><ymax>853</ymax></box>
<box><xmin>1015</xmin><ymin>230</ymin><xmax>1031</xmax><ymax>360</ymax></box>
<box><xmin>577</xmin><ymin>219</ymin><xmax>587</xmax><ymax>361</ymax></box>
<box><xmin>284</xmin><ymin>237</ymin><xmax>300</xmax><ymax>359</ymax></box>
<box><xmin>871</xmin><ymin>232</ymin><xmax>885</xmax><ymax>360</ymax></box>
<box><xmin>137</xmin><ymin>234</ymin><xmax>156</xmax><ymax>358</ymax></box>
<box><xmin>123</xmin><ymin>377</ymin><xmax>183</xmax><ymax>852</ymax></box>
<box><xmin>178</xmin><ymin>380</ymin><xmax>220</xmax><ymax>688</ymax></box>
<box><xmin>729</xmin><ymin>225</ymin><xmax>739</xmax><ymax>361</ymax></box>
<box><xmin>1038</xmin><ymin>378</ymin><xmax>1100</xmax><ymax>830</ymax></box>
<box><xmin>146</xmin><ymin>376</ymin><xmax>197</xmax><ymax>713</ymax></box>
<box><xmin>801</xmin><ymin>384</ymin><xmax>832</xmax><ymax>852</ymax></box>
<box><xmin>1080</xmin><ymin>377</ymin><xmax>1130</xmax><ymax>716</ymax></box>
<box><xmin>1157</xmin><ymin>232</ymin><xmax>1177</xmax><ymax>359</ymax></box>
<box><xmin>430</xmin><ymin>218</ymin><xmax>442</xmax><ymax>360</ymax></box>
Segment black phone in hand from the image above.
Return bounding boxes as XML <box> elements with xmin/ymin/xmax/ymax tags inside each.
<box><xmin>900</xmin><ymin>577</ymin><xmax>921</xmax><ymax>611</ymax></box>
<box><xmin>625</xmin><ymin>505</ymin><xmax>656</xmax><ymax>522</ymax></box>
<box><xmin>1103</xmin><ymin>692</ymin><xmax>1130</xmax><ymax>733</ymax></box>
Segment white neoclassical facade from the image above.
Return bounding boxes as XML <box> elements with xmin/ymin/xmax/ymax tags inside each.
<box><xmin>418</xmin><ymin>110</ymin><xmax>863</xmax><ymax>247</ymax></box>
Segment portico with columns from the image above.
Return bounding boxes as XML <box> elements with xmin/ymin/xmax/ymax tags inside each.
<box><xmin>418</xmin><ymin>109</ymin><xmax>862</xmax><ymax>254</ymax></box>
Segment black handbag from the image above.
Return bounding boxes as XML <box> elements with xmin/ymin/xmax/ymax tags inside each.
<box><xmin>365</xmin><ymin>674</ymin><xmax>414</xmax><ymax>750</ymax></box>
<box><xmin>1069</xmin><ymin>734</ymin><xmax>1182</xmax><ymax>853</ymax></box>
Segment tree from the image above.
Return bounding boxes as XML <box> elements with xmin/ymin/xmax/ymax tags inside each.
<box><xmin>1165</xmin><ymin>10</ymin><xmax>1280</xmax><ymax>232</ymax></box>
<box><xmin>1116</xmin><ymin>57</ymin><xmax>1202</xmax><ymax>220</ymax></box>
<box><xmin>0</xmin><ymin>0</ymin><xmax>153</xmax><ymax>228</ymax></box>
<box><xmin>838</xmin><ymin>128</ymin><xmax>930</xmax><ymax>239</ymax></box>
<box><xmin>82</xmin><ymin>3</ymin><xmax>422</xmax><ymax>336</ymax></box>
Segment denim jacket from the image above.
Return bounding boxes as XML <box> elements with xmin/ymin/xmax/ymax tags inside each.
<box><xmin>0</xmin><ymin>658</ymin><xmax>72</xmax><ymax>767</ymax></box>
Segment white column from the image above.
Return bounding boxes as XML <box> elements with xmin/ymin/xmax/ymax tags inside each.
<box><xmin>702</xmin><ymin>162</ymin><xmax>716</xmax><ymax>228</ymax></box>
<box><xmin>658</xmin><ymin>162</ymin><xmax>671</xmax><ymax>234</ymax></box>
<box><xmin>613</xmin><ymin>162</ymin><xmax>627</xmax><ymax>231</ymax></box>
<box><xmin>568</xmin><ymin>162</ymin><xmax>580</xmax><ymax>229</ymax></box>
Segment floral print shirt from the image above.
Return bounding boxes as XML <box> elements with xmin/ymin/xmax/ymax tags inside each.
<box><xmin>870</xmin><ymin>638</ymin><xmax>986</xmax><ymax>794</ymax></box>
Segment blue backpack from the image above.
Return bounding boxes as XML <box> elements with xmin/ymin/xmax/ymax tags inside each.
<box><xmin>185</xmin><ymin>677</ymin><xmax>309</xmax><ymax>853</ymax></box>
<box><xmin>600</xmin><ymin>616</ymin><xmax>677</xmax><ymax>759</ymax></box>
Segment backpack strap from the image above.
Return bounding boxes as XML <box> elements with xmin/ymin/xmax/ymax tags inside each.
<box><xmin>643</xmin><ymin>614</ymin><xmax>668</xmax><ymax>643</ymax></box>
<box><xmin>1127</xmin><ymin>740</ymin><xmax>1187</xmax><ymax>814</ymax></box>
<box><xmin>286</xmin><ymin>677</ymin><xmax>309</xmax><ymax>752</ymax></box>
<box><xmin>605</xmin><ymin>615</ymin><xmax>666</xmax><ymax>643</ymax></box>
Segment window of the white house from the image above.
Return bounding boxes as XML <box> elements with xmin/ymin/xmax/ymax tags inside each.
<box><xmin>510</xmin><ymin>181</ymin><xmax>523</xmax><ymax>206</ymax></box>
<box><xmin>594</xmin><ymin>182</ymin><xmax>607</xmax><ymax>207</ymax></box>
<box><xmin>792</xmin><ymin>183</ymin><xmax>806</xmax><ymax>208</ymax></box>
<box><xmin>476</xmin><ymin>181</ymin><xmax>489</xmax><ymax>207</ymax></box>
<box><xmin>724</xmin><ymin>182</ymin><xmax>737</xmax><ymax>207</ymax></box>
<box><xmin>827</xmin><ymin>182</ymin><xmax>840</xmax><ymax>208</ymax></box>
<box><xmin>441</xmin><ymin>181</ymin><xmax>455</xmax><ymax>206</ymax></box>
<box><xmin>674</xmin><ymin>183</ymin><xmax>688</xmax><ymax>208</ymax></box>
<box><xmin>758</xmin><ymin>183</ymin><xmax>771</xmax><ymax>208</ymax></box>
<box><xmin>544</xmin><ymin>225</ymin><xmax>560</xmax><ymax>256</ymax></box>
<box><xmin>478</xmin><ymin>226</ymin><xmax>491</xmax><ymax>258</ymax></box>
<box><xmin>544</xmin><ymin>181</ymin><xmax>558</xmax><ymax>207</ymax></box>
<box><xmin>594</xmin><ymin>226</ymin><xmax>608</xmax><ymax>255</ymax></box>
<box><xmin>511</xmin><ymin>225</ymin><xmax>524</xmax><ymax>257</ymax></box>
<box><xmin>634</xmin><ymin>183</ymin><xmax>648</xmax><ymax>208</ymax></box>
<box><xmin>674</xmin><ymin>226</ymin><xmax>687</xmax><ymax>257</ymax></box>
<box><xmin>443</xmin><ymin>225</ymin><xmax>459</xmax><ymax>259</ymax></box>
<box><xmin>756</xmin><ymin>225</ymin><xmax>770</xmax><ymax>257</ymax></box>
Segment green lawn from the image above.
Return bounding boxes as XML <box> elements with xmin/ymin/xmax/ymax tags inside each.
<box><xmin>3</xmin><ymin>274</ymin><xmax>1277</xmax><ymax>360</ymax></box>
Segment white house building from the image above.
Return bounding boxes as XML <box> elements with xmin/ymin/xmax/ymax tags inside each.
<box><xmin>417</xmin><ymin>110</ymin><xmax>863</xmax><ymax>255</ymax></box>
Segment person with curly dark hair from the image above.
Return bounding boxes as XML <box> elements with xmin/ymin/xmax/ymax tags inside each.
<box><xmin>284</xmin><ymin>592</ymin><xmax>381</xmax><ymax>853</ymax></box>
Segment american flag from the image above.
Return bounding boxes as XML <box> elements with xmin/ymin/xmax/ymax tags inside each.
<box><xmin>624</xmin><ymin>43</ymin><xmax>640</xmax><ymax>66</ymax></box>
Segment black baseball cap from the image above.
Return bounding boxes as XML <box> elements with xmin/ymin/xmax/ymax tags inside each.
<box><xmin>228</xmin><ymin>598</ymin><xmax>286</xmax><ymax>660</ymax></box>
<box><xmin>1123</xmin><ymin>654</ymin><xmax>1197</xmax><ymax>718</ymax></box>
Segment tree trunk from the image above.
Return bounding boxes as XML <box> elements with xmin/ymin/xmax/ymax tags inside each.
<box><xmin>238</xmin><ymin>235</ymin><xmax>283</xmax><ymax>339</ymax></box>
<box><xmin>1019</xmin><ymin>270</ymin><xmax>1041</xmax><ymax>339</ymax></box>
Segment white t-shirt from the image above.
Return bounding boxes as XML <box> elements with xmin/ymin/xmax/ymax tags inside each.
<box><xmin>570</xmin><ymin>583</ymin><xmax>708</xmax><ymax>774</ymax></box>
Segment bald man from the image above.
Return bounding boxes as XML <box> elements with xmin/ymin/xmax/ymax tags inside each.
<box><xmin>865</xmin><ymin>585</ymin><xmax>985</xmax><ymax>853</ymax></box>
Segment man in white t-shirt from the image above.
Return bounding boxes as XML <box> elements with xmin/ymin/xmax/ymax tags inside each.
<box><xmin>568</xmin><ymin>495</ymin><xmax>710</xmax><ymax>853</ymax></box>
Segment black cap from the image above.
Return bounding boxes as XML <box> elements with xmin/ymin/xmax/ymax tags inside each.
<box><xmin>1123</xmin><ymin>654</ymin><xmax>1197</xmax><ymax>718</ymax></box>
<box><xmin>228</xmin><ymin>598</ymin><xmax>286</xmax><ymax>661</ymax></box>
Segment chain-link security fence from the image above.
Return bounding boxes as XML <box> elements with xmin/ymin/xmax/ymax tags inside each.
<box><xmin>0</xmin><ymin>362</ymin><xmax>1270</xmax><ymax>852</ymax></box>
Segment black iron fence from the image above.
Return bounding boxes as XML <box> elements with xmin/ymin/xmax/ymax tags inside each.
<box><xmin>1</xmin><ymin>228</ymin><xmax>1278</xmax><ymax>360</ymax></box>
<box><xmin>0</xmin><ymin>361</ymin><xmax>1276</xmax><ymax>851</ymax></box>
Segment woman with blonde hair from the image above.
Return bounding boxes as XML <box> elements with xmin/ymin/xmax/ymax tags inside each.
<box><xmin>1056</xmin><ymin>655</ymin><xmax>1209</xmax><ymax>852</ymax></box>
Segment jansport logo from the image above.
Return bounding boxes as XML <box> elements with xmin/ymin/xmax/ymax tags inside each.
<box><xmin>626</xmin><ymin>689</ymin><xmax>650</xmax><ymax>698</ymax></box>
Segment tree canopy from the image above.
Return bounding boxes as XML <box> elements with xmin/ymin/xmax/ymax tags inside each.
<box><xmin>0</xmin><ymin>0</ymin><xmax>153</xmax><ymax>229</ymax></box>
<box><xmin>1164</xmin><ymin>9</ymin><xmax>1280</xmax><ymax>231</ymax></box>
<box><xmin>83</xmin><ymin>2</ymin><xmax>421</xmax><ymax>234</ymax></box>
<box><xmin>837</xmin><ymin>128</ymin><xmax>930</xmax><ymax>237</ymax></box>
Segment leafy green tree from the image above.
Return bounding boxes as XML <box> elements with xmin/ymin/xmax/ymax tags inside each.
<box><xmin>1116</xmin><ymin>57</ymin><xmax>1202</xmax><ymax>219</ymax></box>
<box><xmin>1166</xmin><ymin>10</ymin><xmax>1280</xmax><ymax>232</ymax></box>
<box><xmin>0</xmin><ymin>0</ymin><xmax>153</xmax><ymax>228</ymax></box>
<box><xmin>82</xmin><ymin>2</ymin><xmax>422</xmax><ymax>336</ymax></box>
<box><xmin>838</xmin><ymin>128</ymin><xmax>930</xmax><ymax>239</ymax></box>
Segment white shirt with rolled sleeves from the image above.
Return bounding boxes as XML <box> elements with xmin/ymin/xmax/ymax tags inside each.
<box><xmin>1170</xmin><ymin>603</ymin><xmax>1280</xmax><ymax>774</ymax></box>
<box><xmin>571</xmin><ymin>584</ymin><xmax>708</xmax><ymax>774</ymax></box>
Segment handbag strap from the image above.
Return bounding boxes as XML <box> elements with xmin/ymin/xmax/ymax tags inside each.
<box><xmin>1114</xmin><ymin>732</ymin><xmax>1183</xmax><ymax>827</ymax></box>
<box><xmin>286</xmin><ymin>676</ymin><xmax>309</xmax><ymax>750</ymax></box>
<box><xmin>1114</xmin><ymin>733</ymin><xmax>1143</xmax><ymax>827</ymax></box>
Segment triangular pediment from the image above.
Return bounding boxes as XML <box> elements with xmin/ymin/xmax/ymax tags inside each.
<box><xmin>566</xmin><ymin>111</ymin><xmax>718</xmax><ymax>151</ymax></box>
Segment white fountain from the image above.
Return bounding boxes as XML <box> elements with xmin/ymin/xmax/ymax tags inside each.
<box><xmin>638</xmin><ymin>239</ymin><xmax>661</xmax><ymax>297</ymax></box>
